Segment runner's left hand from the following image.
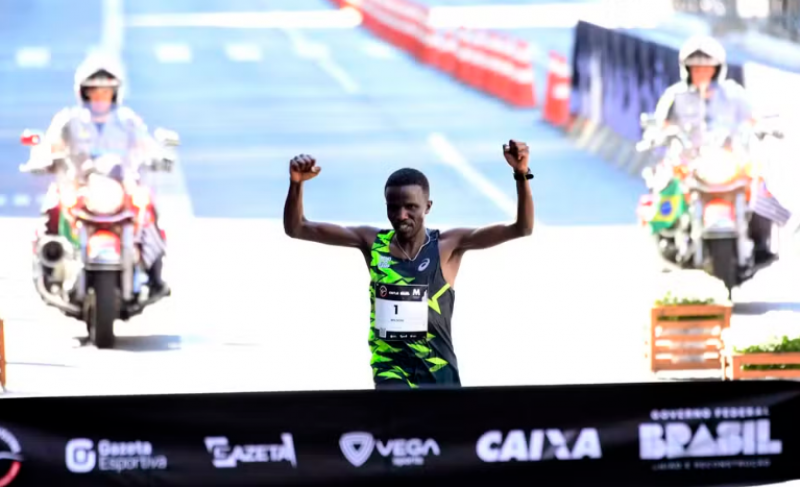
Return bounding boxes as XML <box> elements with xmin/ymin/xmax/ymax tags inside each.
<box><xmin>503</xmin><ymin>140</ymin><xmax>529</xmax><ymax>173</ymax></box>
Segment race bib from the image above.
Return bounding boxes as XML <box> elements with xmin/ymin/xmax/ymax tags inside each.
<box><xmin>374</xmin><ymin>283</ymin><xmax>429</xmax><ymax>341</ymax></box>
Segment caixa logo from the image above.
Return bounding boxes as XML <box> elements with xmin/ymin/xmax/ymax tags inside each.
<box><xmin>476</xmin><ymin>428</ymin><xmax>603</xmax><ymax>462</ymax></box>
<box><xmin>339</xmin><ymin>432</ymin><xmax>440</xmax><ymax>467</ymax></box>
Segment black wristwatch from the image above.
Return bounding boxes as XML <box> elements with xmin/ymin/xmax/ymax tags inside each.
<box><xmin>513</xmin><ymin>168</ymin><xmax>533</xmax><ymax>181</ymax></box>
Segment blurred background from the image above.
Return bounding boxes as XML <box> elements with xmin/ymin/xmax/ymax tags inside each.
<box><xmin>0</xmin><ymin>0</ymin><xmax>799</xmax><ymax>396</ymax></box>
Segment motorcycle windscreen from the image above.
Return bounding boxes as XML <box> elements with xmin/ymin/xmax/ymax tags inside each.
<box><xmin>86</xmin><ymin>230</ymin><xmax>122</xmax><ymax>265</ymax></box>
<box><xmin>703</xmin><ymin>199</ymin><xmax>737</xmax><ymax>234</ymax></box>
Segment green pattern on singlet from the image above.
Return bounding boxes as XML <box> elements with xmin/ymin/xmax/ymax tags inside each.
<box><xmin>368</xmin><ymin>230</ymin><xmax>453</xmax><ymax>387</ymax></box>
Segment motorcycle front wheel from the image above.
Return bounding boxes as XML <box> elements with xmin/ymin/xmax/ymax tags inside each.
<box><xmin>706</xmin><ymin>239</ymin><xmax>738</xmax><ymax>298</ymax></box>
<box><xmin>86</xmin><ymin>270</ymin><xmax>120</xmax><ymax>349</ymax></box>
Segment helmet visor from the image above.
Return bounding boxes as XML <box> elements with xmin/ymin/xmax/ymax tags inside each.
<box><xmin>684</xmin><ymin>51</ymin><xmax>721</xmax><ymax>67</ymax></box>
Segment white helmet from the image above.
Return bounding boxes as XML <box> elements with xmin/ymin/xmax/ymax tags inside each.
<box><xmin>73</xmin><ymin>52</ymin><xmax>126</xmax><ymax>105</ymax></box>
<box><xmin>678</xmin><ymin>35</ymin><xmax>727</xmax><ymax>82</ymax></box>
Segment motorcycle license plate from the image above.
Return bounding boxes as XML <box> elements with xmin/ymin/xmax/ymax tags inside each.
<box><xmin>87</xmin><ymin>231</ymin><xmax>121</xmax><ymax>264</ymax></box>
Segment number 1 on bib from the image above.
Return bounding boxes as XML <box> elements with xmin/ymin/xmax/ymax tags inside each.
<box><xmin>374</xmin><ymin>283</ymin><xmax>429</xmax><ymax>341</ymax></box>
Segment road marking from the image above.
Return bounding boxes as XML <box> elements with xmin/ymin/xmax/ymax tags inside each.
<box><xmin>224</xmin><ymin>43</ymin><xmax>263</xmax><ymax>62</ymax></box>
<box><xmin>15</xmin><ymin>47</ymin><xmax>51</xmax><ymax>68</ymax></box>
<box><xmin>12</xmin><ymin>194</ymin><xmax>31</xmax><ymax>207</ymax></box>
<box><xmin>427</xmin><ymin>132</ymin><xmax>516</xmax><ymax>218</ymax></box>
<box><xmin>126</xmin><ymin>10</ymin><xmax>363</xmax><ymax>29</ymax></box>
<box><xmin>426</xmin><ymin>2</ymin><xmax>671</xmax><ymax>29</ymax></box>
<box><xmin>362</xmin><ymin>40</ymin><xmax>398</xmax><ymax>60</ymax></box>
<box><xmin>102</xmin><ymin>0</ymin><xmax>125</xmax><ymax>54</ymax></box>
<box><xmin>155</xmin><ymin>44</ymin><xmax>193</xmax><ymax>63</ymax></box>
<box><xmin>101</xmin><ymin>0</ymin><xmax>194</xmax><ymax>223</ymax></box>
<box><xmin>282</xmin><ymin>28</ymin><xmax>359</xmax><ymax>95</ymax></box>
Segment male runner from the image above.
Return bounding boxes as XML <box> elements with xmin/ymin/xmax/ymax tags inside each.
<box><xmin>283</xmin><ymin>140</ymin><xmax>534</xmax><ymax>388</ymax></box>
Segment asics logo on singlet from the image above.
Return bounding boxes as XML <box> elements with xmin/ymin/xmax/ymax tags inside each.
<box><xmin>417</xmin><ymin>258</ymin><xmax>430</xmax><ymax>271</ymax></box>
<box><xmin>377</xmin><ymin>255</ymin><xmax>392</xmax><ymax>269</ymax></box>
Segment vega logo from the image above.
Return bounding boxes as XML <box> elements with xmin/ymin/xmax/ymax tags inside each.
<box><xmin>339</xmin><ymin>432</ymin><xmax>440</xmax><ymax>467</ymax></box>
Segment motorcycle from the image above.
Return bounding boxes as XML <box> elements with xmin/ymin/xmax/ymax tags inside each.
<box><xmin>635</xmin><ymin>116</ymin><xmax>784</xmax><ymax>298</ymax></box>
<box><xmin>19</xmin><ymin>128</ymin><xmax>180</xmax><ymax>348</ymax></box>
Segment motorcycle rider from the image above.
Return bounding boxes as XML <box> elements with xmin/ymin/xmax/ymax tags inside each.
<box><xmin>648</xmin><ymin>35</ymin><xmax>778</xmax><ymax>262</ymax></box>
<box><xmin>29</xmin><ymin>52</ymin><xmax>170</xmax><ymax>297</ymax></box>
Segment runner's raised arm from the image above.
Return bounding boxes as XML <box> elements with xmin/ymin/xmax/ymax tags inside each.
<box><xmin>283</xmin><ymin>153</ymin><xmax>377</xmax><ymax>251</ymax></box>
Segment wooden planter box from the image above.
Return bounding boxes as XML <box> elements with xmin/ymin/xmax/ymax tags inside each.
<box><xmin>723</xmin><ymin>351</ymin><xmax>800</xmax><ymax>380</ymax></box>
<box><xmin>646</xmin><ymin>304</ymin><xmax>732</xmax><ymax>372</ymax></box>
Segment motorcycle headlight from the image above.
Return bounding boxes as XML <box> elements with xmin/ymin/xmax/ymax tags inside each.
<box><xmin>694</xmin><ymin>151</ymin><xmax>743</xmax><ymax>184</ymax></box>
<box><xmin>84</xmin><ymin>174</ymin><xmax>125</xmax><ymax>214</ymax></box>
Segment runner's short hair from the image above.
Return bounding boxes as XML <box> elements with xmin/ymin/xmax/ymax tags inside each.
<box><xmin>385</xmin><ymin>168</ymin><xmax>430</xmax><ymax>197</ymax></box>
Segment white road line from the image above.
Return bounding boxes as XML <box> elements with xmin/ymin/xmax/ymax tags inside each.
<box><xmin>427</xmin><ymin>133</ymin><xmax>517</xmax><ymax>218</ymax></box>
<box><xmin>224</xmin><ymin>43</ymin><xmax>263</xmax><ymax>62</ymax></box>
<box><xmin>126</xmin><ymin>10</ymin><xmax>363</xmax><ymax>29</ymax></box>
<box><xmin>281</xmin><ymin>28</ymin><xmax>359</xmax><ymax>95</ymax></box>
<box><xmin>362</xmin><ymin>40</ymin><xmax>398</xmax><ymax>60</ymax></box>
<box><xmin>101</xmin><ymin>0</ymin><xmax>194</xmax><ymax>224</ymax></box>
<box><xmin>12</xmin><ymin>194</ymin><xmax>31</xmax><ymax>207</ymax></box>
<box><xmin>155</xmin><ymin>44</ymin><xmax>193</xmax><ymax>63</ymax></box>
<box><xmin>15</xmin><ymin>47</ymin><xmax>51</xmax><ymax>68</ymax></box>
<box><xmin>102</xmin><ymin>0</ymin><xmax>125</xmax><ymax>54</ymax></box>
<box><xmin>317</xmin><ymin>57</ymin><xmax>360</xmax><ymax>94</ymax></box>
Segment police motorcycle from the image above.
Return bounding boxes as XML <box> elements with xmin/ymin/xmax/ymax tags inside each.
<box><xmin>635</xmin><ymin>115</ymin><xmax>784</xmax><ymax>298</ymax></box>
<box><xmin>18</xmin><ymin>128</ymin><xmax>179</xmax><ymax>348</ymax></box>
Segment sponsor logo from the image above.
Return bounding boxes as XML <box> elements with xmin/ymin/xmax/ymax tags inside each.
<box><xmin>378</xmin><ymin>255</ymin><xmax>392</xmax><ymax>269</ymax></box>
<box><xmin>65</xmin><ymin>439</ymin><xmax>167</xmax><ymax>473</ymax></box>
<box><xmin>476</xmin><ymin>428</ymin><xmax>602</xmax><ymax>462</ymax></box>
<box><xmin>640</xmin><ymin>407</ymin><xmax>782</xmax><ymax>471</ymax></box>
<box><xmin>340</xmin><ymin>432</ymin><xmax>439</xmax><ymax>467</ymax></box>
<box><xmin>0</xmin><ymin>427</ymin><xmax>23</xmax><ymax>487</ymax></box>
<box><xmin>417</xmin><ymin>258</ymin><xmax>430</xmax><ymax>271</ymax></box>
<box><xmin>379</xmin><ymin>286</ymin><xmax>388</xmax><ymax>298</ymax></box>
<box><xmin>205</xmin><ymin>434</ymin><xmax>297</xmax><ymax>468</ymax></box>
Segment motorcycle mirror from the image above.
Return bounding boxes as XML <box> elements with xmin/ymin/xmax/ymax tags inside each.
<box><xmin>154</xmin><ymin>127</ymin><xmax>180</xmax><ymax>147</ymax></box>
<box><xmin>20</xmin><ymin>129</ymin><xmax>44</xmax><ymax>146</ymax></box>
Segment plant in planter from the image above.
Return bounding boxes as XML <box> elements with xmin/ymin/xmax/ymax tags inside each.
<box><xmin>733</xmin><ymin>336</ymin><xmax>800</xmax><ymax>371</ymax></box>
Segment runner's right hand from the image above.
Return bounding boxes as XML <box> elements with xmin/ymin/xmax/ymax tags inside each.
<box><xmin>289</xmin><ymin>154</ymin><xmax>321</xmax><ymax>183</ymax></box>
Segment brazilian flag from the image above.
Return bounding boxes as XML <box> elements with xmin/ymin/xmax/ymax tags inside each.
<box><xmin>57</xmin><ymin>211</ymin><xmax>79</xmax><ymax>249</ymax></box>
<box><xmin>648</xmin><ymin>178</ymin><xmax>687</xmax><ymax>234</ymax></box>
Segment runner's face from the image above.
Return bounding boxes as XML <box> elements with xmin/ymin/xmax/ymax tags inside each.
<box><xmin>385</xmin><ymin>185</ymin><xmax>430</xmax><ymax>239</ymax></box>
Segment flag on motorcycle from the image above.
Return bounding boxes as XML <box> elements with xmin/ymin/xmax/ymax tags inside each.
<box><xmin>57</xmin><ymin>212</ymin><xmax>79</xmax><ymax>248</ymax></box>
<box><xmin>751</xmin><ymin>180</ymin><xmax>791</xmax><ymax>227</ymax></box>
<box><xmin>137</xmin><ymin>223</ymin><xmax>167</xmax><ymax>270</ymax></box>
<box><xmin>648</xmin><ymin>178</ymin><xmax>687</xmax><ymax>234</ymax></box>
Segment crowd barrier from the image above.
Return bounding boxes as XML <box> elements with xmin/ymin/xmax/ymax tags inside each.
<box><xmin>330</xmin><ymin>0</ymin><xmax>538</xmax><ymax>108</ymax></box>
<box><xmin>565</xmin><ymin>20</ymin><xmax>747</xmax><ymax>177</ymax></box>
<box><xmin>0</xmin><ymin>381</ymin><xmax>799</xmax><ymax>485</ymax></box>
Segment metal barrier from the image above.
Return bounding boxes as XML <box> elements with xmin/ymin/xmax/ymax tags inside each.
<box><xmin>672</xmin><ymin>0</ymin><xmax>800</xmax><ymax>41</ymax></box>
